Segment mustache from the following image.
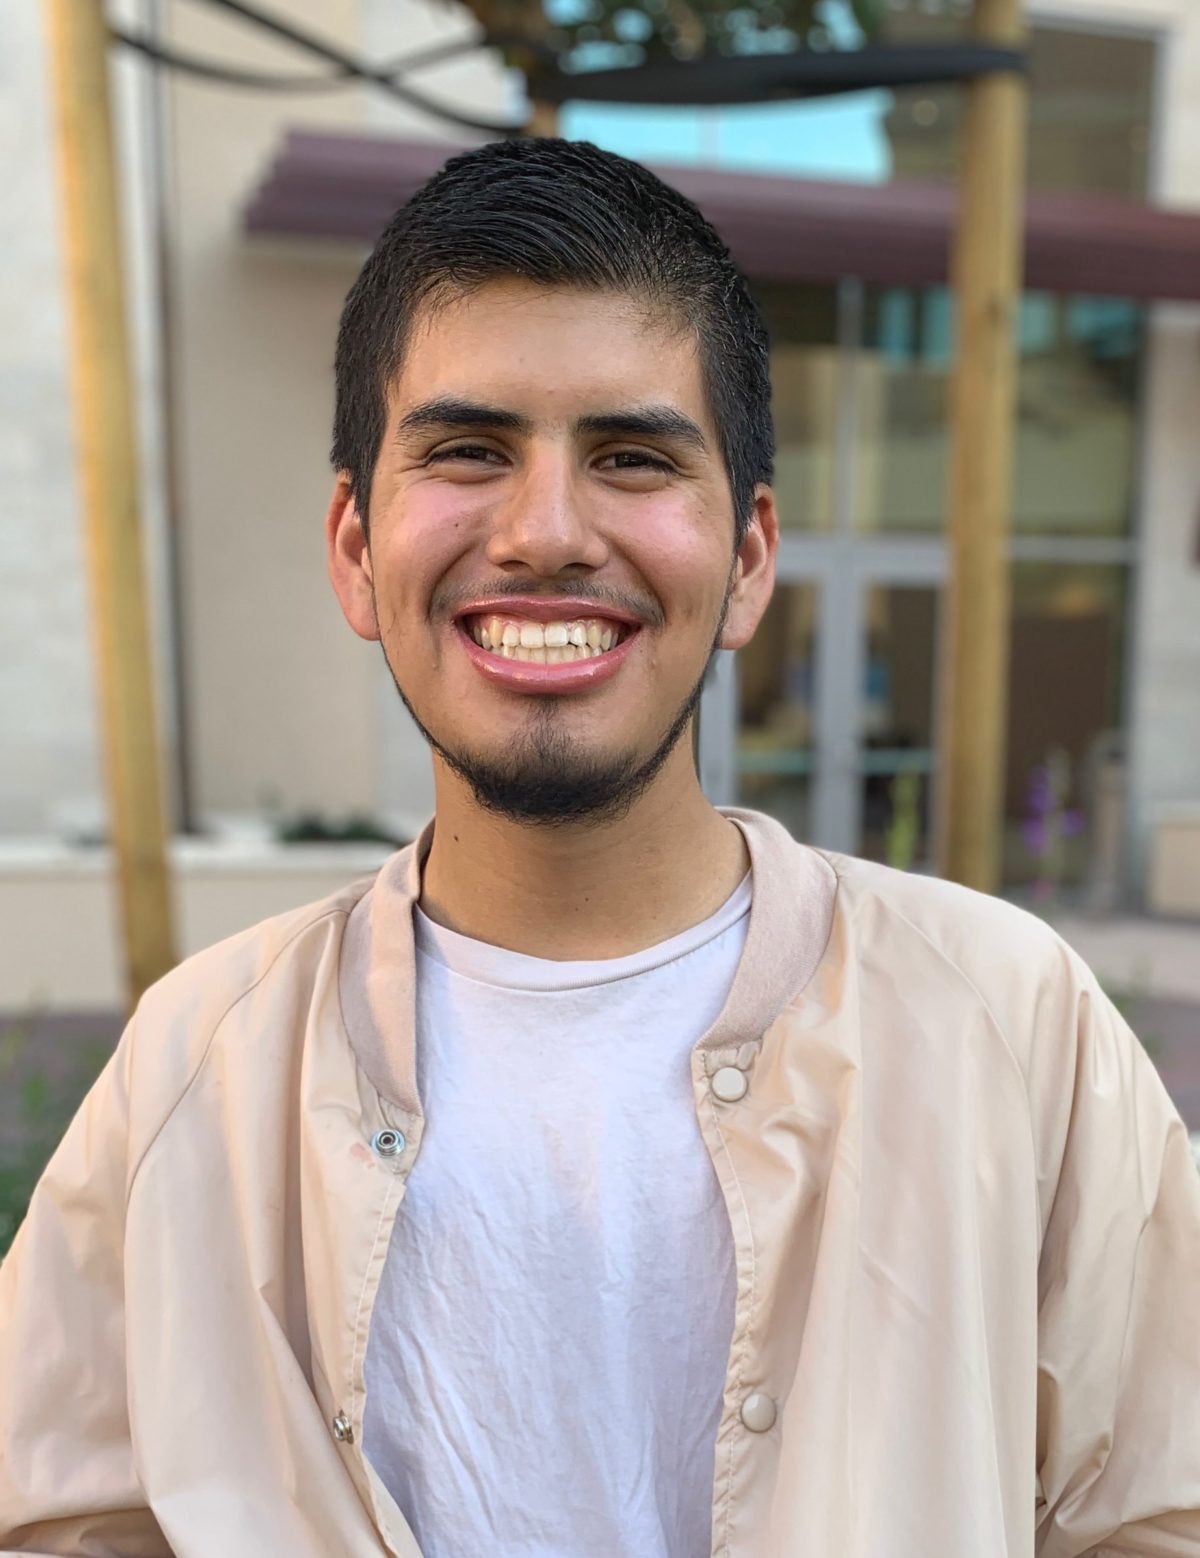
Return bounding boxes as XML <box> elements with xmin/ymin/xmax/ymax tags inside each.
<box><xmin>433</xmin><ymin>579</ymin><xmax>666</xmax><ymax>630</ymax></box>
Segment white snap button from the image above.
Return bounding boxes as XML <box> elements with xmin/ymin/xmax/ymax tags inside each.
<box><xmin>740</xmin><ymin>1392</ymin><xmax>777</xmax><ymax>1433</ymax></box>
<box><xmin>711</xmin><ymin>1066</ymin><xmax>748</xmax><ymax>1103</ymax></box>
<box><xmin>332</xmin><ymin>1411</ymin><xmax>354</xmax><ymax>1444</ymax></box>
<box><xmin>371</xmin><ymin>1128</ymin><xmax>405</xmax><ymax>1158</ymax></box>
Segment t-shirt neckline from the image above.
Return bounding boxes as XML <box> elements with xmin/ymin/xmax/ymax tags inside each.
<box><xmin>413</xmin><ymin>871</ymin><xmax>752</xmax><ymax>994</ymax></box>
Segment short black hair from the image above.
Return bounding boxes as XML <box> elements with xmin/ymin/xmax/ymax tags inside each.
<box><xmin>332</xmin><ymin>137</ymin><xmax>774</xmax><ymax>545</ymax></box>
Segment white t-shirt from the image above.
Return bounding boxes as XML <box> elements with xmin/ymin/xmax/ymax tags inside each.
<box><xmin>362</xmin><ymin>874</ymin><xmax>752</xmax><ymax>1558</ymax></box>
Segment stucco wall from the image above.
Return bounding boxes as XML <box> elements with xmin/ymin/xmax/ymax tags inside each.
<box><xmin>1040</xmin><ymin>0</ymin><xmax>1200</xmax><ymax>896</ymax></box>
<box><xmin>1134</xmin><ymin>2</ymin><xmax>1200</xmax><ymax>898</ymax></box>
<box><xmin>0</xmin><ymin>2</ymin><xmax>101</xmax><ymax>836</ymax></box>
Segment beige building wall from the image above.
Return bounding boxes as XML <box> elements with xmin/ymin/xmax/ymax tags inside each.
<box><xmin>1050</xmin><ymin>0</ymin><xmax>1200</xmax><ymax>898</ymax></box>
<box><xmin>0</xmin><ymin>1</ymin><xmax>101</xmax><ymax>837</ymax></box>
<box><xmin>1</xmin><ymin>0</ymin><xmax>178</xmax><ymax>841</ymax></box>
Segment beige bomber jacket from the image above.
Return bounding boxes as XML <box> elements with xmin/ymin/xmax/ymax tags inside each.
<box><xmin>2</xmin><ymin>808</ymin><xmax>1199</xmax><ymax>1557</ymax></box>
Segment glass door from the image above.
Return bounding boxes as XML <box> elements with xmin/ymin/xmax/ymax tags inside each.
<box><xmin>699</xmin><ymin>538</ymin><xmax>945</xmax><ymax>865</ymax></box>
<box><xmin>856</xmin><ymin>579</ymin><xmax>940</xmax><ymax>870</ymax></box>
<box><xmin>805</xmin><ymin>539</ymin><xmax>943</xmax><ymax>863</ymax></box>
<box><xmin>733</xmin><ymin>579</ymin><xmax>820</xmax><ymax>843</ymax></box>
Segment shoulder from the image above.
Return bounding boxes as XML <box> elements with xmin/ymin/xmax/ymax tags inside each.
<box><xmin>798</xmin><ymin>850</ymin><xmax>1172</xmax><ymax>1229</ymax></box>
<box><xmin>141</xmin><ymin>875</ymin><xmax>373</xmax><ymax>1021</ymax></box>
<box><xmin>826</xmin><ymin>851</ymin><xmax>1065</xmax><ymax>968</ymax></box>
<box><xmin>821</xmin><ymin>850</ymin><xmax>1105</xmax><ymax>1075</ymax></box>
<box><xmin>728</xmin><ymin>804</ymin><xmax>1094</xmax><ymax>1041</ymax></box>
<box><xmin>120</xmin><ymin>872</ymin><xmax>379</xmax><ymax>1157</ymax></box>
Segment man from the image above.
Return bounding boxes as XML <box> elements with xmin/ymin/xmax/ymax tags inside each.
<box><xmin>1</xmin><ymin>138</ymin><xmax>1198</xmax><ymax>1558</ymax></box>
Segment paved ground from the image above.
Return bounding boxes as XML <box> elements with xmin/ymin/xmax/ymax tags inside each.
<box><xmin>1050</xmin><ymin>912</ymin><xmax>1200</xmax><ymax>1135</ymax></box>
<box><xmin>1051</xmin><ymin>912</ymin><xmax>1200</xmax><ymax>1005</ymax></box>
<box><xmin>0</xmin><ymin>1010</ymin><xmax>117</xmax><ymax>1157</ymax></box>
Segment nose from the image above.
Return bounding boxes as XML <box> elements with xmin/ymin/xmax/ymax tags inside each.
<box><xmin>484</xmin><ymin>445</ymin><xmax>609</xmax><ymax>577</ymax></box>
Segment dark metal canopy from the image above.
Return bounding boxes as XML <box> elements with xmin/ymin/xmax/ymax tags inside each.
<box><xmin>245</xmin><ymin>129</ymin><xmax>1200</xmax><ymax>303</ymax></box>
<box><xmin>536</xmin><ymin>44</ymin><xmax>1024</xmax><ymax>107</ymax></box>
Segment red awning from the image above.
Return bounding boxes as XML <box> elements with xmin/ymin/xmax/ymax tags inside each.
<box><xmin>244</xmin><ymin>129</ymin><xmax>1200</xmax><ymax>302</ymax></box>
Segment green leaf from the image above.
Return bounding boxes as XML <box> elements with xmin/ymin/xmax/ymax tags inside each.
<box><xmin>459</xmin><ymin>0</ymin><xmax>882</xmax><ymax>67</ymax></box>
<box><xmin>21</xmin><ymin>1072</ymin><xmax>49</xmax><ymax>1125</ymax></box>
<box><xmin>847</xmin><ymin>0</ymin><xmax>886</xmax><ymax>37</ymax></box>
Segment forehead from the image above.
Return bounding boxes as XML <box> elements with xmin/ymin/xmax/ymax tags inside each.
<box><xmin>390</xmin><ymin>279</ymin><xmax>707</xmax><ymax>420</ymax></box>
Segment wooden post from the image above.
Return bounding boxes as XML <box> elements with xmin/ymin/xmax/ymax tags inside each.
<box><xmin>526</xmin><ymin>98</ymin><xmax>559</xmax><ymax>136</ymax></box>
<box><xmin>933</xmin><ymin>0</ymin><xmax>1028</xmax><ymax>893</ymax></box>
<box><xmin>45</xmin><ymin>0</ymin><xmax>176</xmax><ymax>1009</ymax></box>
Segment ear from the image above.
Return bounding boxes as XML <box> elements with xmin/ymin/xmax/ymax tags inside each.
<box><xmin>719</xmin><ymin>484</ymin><xmax>778</xmax><ymax>651</ymax></box>
<box><xmin>325</xmin><ymin>474</ymin><xmax>379</xmax><ymax>642</ymax></box>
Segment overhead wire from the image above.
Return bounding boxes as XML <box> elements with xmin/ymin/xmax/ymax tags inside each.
<box><xmin>109</xmin><ymin>0</ymin><xmax>538</xmax><ymax>135</ymax></box>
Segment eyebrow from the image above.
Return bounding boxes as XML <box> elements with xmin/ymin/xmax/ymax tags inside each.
<box><xmin>396</xmin><ymin>397</ymin><xmax>528</xmax><ymax>438</ymax></box>
<box><xmin>577</xmin><ymin>408</ymin><xmax>708</xmax><ymax>452</ymax></box>
<box><xmin>395</xmin><ymin>396</ymin><xmax>708</xmax><ymax>453</ymax></box>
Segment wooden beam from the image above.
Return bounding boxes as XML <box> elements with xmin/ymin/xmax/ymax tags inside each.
<box><xmin>526</xmin><ymin>98</ymin><xmax>560</xmax><ymax>136</ymax></box>
<box><xmin>45</xmin><ymin>0</ymin><xmax>176</xmax><ymax>1010</ymax></box>
<box><xmin>933</xmin><ymin>0</ymin><xmax>1028</xmax><ymax>893</ymax></box>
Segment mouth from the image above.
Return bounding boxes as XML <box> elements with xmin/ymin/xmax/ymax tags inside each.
<box><xmin>452</xmin><ymin>601</ymin><xmax>642</xmax><ymax>694</ymax></box>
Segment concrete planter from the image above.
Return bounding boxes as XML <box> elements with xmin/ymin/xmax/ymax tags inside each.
<box><xmin>0</xmin><ymin>834</ymin><xmax>401</xmax><ymax>1011</ymax></box>
<box><xmin>1147</xmin><ymin>805</ymin><xmax>1200</xmax><ymax>917</ymax></box>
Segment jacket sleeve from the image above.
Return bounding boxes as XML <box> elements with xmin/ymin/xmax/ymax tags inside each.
<box><xmin>0</xmin><ymin>1018</ymin><xmax>171</xmax><ymax>1557</ymax></box>
<box><xmin>1034</xmin><ymin>959</ymin><xmax>1200</xmax><ymax>1557</ymax></box>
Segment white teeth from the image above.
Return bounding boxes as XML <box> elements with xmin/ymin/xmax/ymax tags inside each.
<box><xmin>506</xmin><ymin>642</ymin><xmax>586</xmax><ymax>663</ymax></box>
<box><xmin>468</xmin><ymin>613</ymin><xmax>629</xmax><ymax>661</ymax></box>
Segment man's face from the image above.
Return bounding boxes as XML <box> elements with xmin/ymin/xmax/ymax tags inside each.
<box><xmin>328</xmin><ymin>278</ymin><xmax>776</xmax><ymax>825</ymax></box>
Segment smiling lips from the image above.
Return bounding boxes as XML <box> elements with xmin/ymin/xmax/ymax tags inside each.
<box><xmin>455</xmin><ymin>605</ymin><xmax>639</xmax><ymax>693</ymax></box>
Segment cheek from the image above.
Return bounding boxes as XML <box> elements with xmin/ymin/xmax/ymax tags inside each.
<box><xmin>373</xmin><ymin>488</ymin><xmax>478</xmax><ymax>624</ymax></box>
<box><xmin>626</xmin><ymin>499</ymin><xmax>730</xmax><ymax>625</ymax></box>
<box><xmin>397</xmin><ymin>484</ymin><xmax>479</xmax><ymax>551</ymax></box>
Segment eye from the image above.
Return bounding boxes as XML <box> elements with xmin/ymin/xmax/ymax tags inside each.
<box><xmin>426</xmin><ymin>443</ymin><xmax>505</xmax><ymax>466</ymax></box>
<box><xmin>597</xmin><ymin>450</ymin><xmax>675</xmax><ymax>475</ymax></box>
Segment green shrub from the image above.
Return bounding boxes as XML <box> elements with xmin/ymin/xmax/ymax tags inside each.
<box><xmin>0</xmin><ymin>1014</ymin><xmax>113</xmax><ymax>1259</ymax></box>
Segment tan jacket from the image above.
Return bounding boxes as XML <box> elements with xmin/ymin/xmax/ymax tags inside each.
<box><xmin>2</xmin><ymin>808</ymin><xmax>1198</xmax><ymax>1557</ymax></box>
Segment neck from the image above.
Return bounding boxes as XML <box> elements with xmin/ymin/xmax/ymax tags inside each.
<box><xmin>418</xmin><ymin>744</ymin><xmax>749</xmax><ymax>961</ymax></box>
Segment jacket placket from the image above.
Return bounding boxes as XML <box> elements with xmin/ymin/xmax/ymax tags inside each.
<box><xmin>302</xmin><ymin>969</ymin><xmax>429</xmax><ymax>1556</ymax></box>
